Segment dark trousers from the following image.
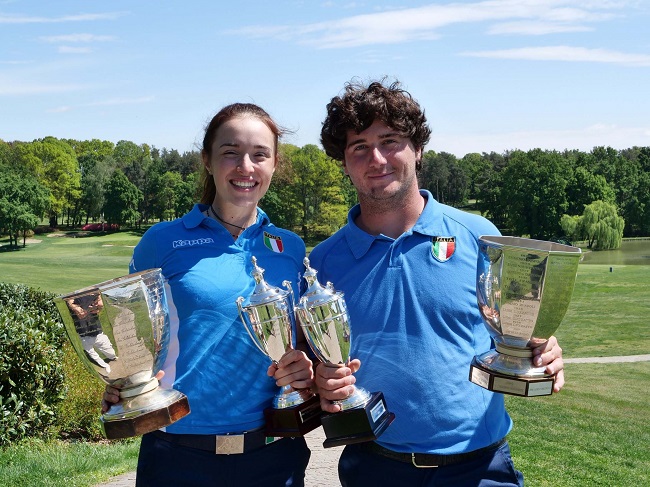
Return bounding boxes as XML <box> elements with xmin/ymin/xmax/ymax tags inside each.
<box><xmin>136</xmin><ymin>432</ymin><xmax>311</xmax><ymax>487</ymax></box>
<box><xmin>339</xmin><ymin>440</ymin><xmax>524</xmax><ymax>487</ymax></box>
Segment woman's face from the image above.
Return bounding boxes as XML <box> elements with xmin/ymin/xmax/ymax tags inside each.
<box><xmin>202</xmin><ymin>115</ymin><xmax>277</xmax><ymax>210</ymax></box>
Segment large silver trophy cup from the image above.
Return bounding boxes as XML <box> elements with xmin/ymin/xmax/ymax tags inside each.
<box><xmin>469</xmin><ymin>236</ymin><xmax>582</xmax><ymax>397</ymax></box>
<box><xmin>296</xmin><ymin>258</ymin><xmax>394</xmax><ymax>448</ymax></box>
<box><xmin>236</xmin><ymin>257</ymin><xmax>321</xmax><ymax>437</ymax></box>
<box><xmin>55</xmin><ymin>269</ymin><xmax>190</xmax><ymax>439</ymax></box>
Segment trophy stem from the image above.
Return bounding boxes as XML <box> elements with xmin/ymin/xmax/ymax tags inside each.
<box><xmin>120</xmin><ymin>377</ymin><xmax>159</xmax><ymax>398</ymax></box>
<box><xmin>495</xmin><ymin>342</ymin><xmax>534</xmax><ymax>358</ymax></box>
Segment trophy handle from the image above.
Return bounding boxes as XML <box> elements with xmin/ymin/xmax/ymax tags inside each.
<box><xmin>282</xmin><ymin>280</ymin><xmax>295</xmax><ymax>309</ymax></box>
<box><xmin>236</xmin><ymin>296</ymin><xmax>274</xmax><ymax>363</ymax></box>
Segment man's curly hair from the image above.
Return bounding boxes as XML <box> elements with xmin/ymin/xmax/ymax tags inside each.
<box><xmin>320</xmin><ymin>78</ymin><xmax>431</xmax><ymax>163</ymax></box>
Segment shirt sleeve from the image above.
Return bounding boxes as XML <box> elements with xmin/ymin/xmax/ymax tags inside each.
<box><xmin>129</xmin><ymin>228</ymin><xmax>158</xmax><ymax>274</ymax></box>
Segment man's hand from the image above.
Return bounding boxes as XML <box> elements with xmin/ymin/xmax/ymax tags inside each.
<box><xmin>313</xmin><ymin>359</ymin><xmax>361</xmax><ymax>413</ymax></box>
<box><xmin>532</xmin><ymin>336</ymin><xmax>564</xmax><ymax>392</ymax></box>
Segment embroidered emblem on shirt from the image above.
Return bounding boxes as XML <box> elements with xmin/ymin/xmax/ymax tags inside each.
<box><xmin>431</xmin><ymin>236</ymin><xmax>456</xmax><ymax>262</ymax></box>
<box><xmin>264</xmin><ymin>232</ymin><xmax>284</xmax><ymax>253</ymax></box>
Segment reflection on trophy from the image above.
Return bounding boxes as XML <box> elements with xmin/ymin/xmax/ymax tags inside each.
<box><xmin>295</xmin><ymin>258</ymin><xmax>395</xmax><ymax>448</ymax></box>
<box><xmin>236</xmin><ymin>257</ymin><xmax>321</xmax><ymax>437</ymax></box>
<box><xmin>469</xmin><ymin>236</ymin><xmax>582</xmax><ymax>397</ymax></box>
<box><xmin>55</xmin><ymin>269</ymin><xmax>190</xmax><ymax>439</ymax></box>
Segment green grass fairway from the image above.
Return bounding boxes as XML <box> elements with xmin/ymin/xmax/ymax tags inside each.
<box><xmin>0</xmin><ymin>231</ymin><xmax>141</xmax><ymax>294</ymax></box>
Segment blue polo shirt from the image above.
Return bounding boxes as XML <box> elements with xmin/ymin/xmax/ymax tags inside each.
<box><xmin>308</xmin><ymin>190</ymin><xmax>512</xmax><ymax>454</ymax></box>
<box><xmin>130</xmin><ymin>204</ymin><xmax>305</xmax><ymax>435</ymax></box>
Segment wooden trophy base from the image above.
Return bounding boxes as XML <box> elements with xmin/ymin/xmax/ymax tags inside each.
<box><xmin>101</xmin><ymin>393</ymin><xmax>190</xmax><ymax>439</ymax></box>
<box><xmin>320</xmin><ymin>391</ymin><xmax>395</xmax><ymax>448</ymax></box>
<box><xmin>469</xmin><ymin>359</ymin><xmax>555</xmax><ymax>397</ymax></box>
<box><xmin>264</xmin><ymin>394</ymin><xmax>322</xmax><ymax>437</ymax></box>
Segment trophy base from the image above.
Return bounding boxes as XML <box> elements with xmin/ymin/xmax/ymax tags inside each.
<box><xmin>264</xmin><ymin>394</ymin><xmax>322</xmax><ymax>437</ymax></box>
<box><xmin>469</xmin><ymin>358</ymin><xmax>555</xmax><ymax>397</ymax></box>
<box><xmin>321</xmin><ymin>391</ymin><xmax>395</xmax><ymax>448</ymax></box>
<box><xmin>101</xmin><ymin>388</ymin><xmax>190</xmax><ymax>439</ymax></box>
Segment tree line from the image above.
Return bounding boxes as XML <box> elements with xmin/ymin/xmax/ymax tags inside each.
<box><xmin>1</xmin><ymin>136</ymin><xmax>648</xmax><ymax>249</ymax></box>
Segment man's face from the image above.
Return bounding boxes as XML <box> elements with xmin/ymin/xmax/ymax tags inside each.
<box><xmin>343</xmin><ymin>120</ymin><xmax>421</xmax><ymax>205</ymax></box>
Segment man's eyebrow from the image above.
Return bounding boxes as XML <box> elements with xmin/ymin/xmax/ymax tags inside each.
<box><xmin>346</xmin><ymin>132</ymin><xmax>401</xmax><ymax>150</ymax></box>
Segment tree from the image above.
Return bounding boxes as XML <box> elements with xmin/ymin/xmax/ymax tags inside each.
<box><xmin>475</xmin><ymin>152</ymin><xmax>510</xmax><ymax>229</ymax></box>
<box><xmin>0</xmin><ymin>172</ymin><xmax>50</xmax><ymax>247</ymax></box>
<box><xmin>11</xmin><ymin>138</ymin><xmax>80</xmax><ymax>227</ymax></box>
<box><xmin>561</xmin><ymin>200</ymin><xmax>624</xmax><ymax>250</ymax></box>
<box><xmin>500</xmin><ymin>149</ymin><xmax>571</xmax><ymax>240</ymax></box>
<box><xmin>565</xmin><ymin>167</ymin><xmax>615</xmax><ymax>216</ymax></box>
<box><xmin>103</xmin><ymin>170</ymin><xmax>142</xmax><ymax>226</ymax></box>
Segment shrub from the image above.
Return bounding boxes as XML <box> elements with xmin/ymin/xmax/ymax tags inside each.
<box><xmin>0</xmin><ymin>283</ymin><xmax>67</xmax><ymax>446</ymax></box>
<box><xmin>55</xmin><ymin>342</ymin><xmax>105</xmax><ymax>440</ymax></box>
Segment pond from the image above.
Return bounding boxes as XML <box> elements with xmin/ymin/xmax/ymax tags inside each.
<box><xmin>579</xmin><ymin>239</ymin><xmax>650</xmax><ymax>265</ymax></box>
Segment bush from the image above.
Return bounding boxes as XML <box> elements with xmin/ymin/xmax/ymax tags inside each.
<box><xmin>55</xmin><ymin>342</ymin><xmax>105</xmax><ymax>440</ymax></box>
<box><xmin>0</xmin><ymin>283</ymin><xmax>108</xmax><ymax>444</ymax></box>
<box><xmin>0</xmin><ymin>283</ymin><xmax>66</xmax><ymax>446</ymax></box>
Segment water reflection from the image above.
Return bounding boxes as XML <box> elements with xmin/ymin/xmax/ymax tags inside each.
<box><xmin>580</xmin><ymin>240</ymin><xmax>650</xmax><ymax>265</ymax></box>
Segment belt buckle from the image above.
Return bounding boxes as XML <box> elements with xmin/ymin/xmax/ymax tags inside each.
<box><xmin>216</xmin><ymin>434</ymin><xmax>245</xmax><ymax>454</ymax></box>
<box><xmin>411</xmin><ymin>453</ymin><xmax>439</xmax><ymax>469</ymax></box>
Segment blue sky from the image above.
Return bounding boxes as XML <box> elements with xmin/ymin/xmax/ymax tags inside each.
<box><xmin>1</xmin><ymin>0</ymin><xmax>649</xmax><ymax>157</ymax></box>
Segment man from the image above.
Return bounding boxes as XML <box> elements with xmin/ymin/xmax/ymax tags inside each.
<box><xmin>310</xmin><ymin>79</ymin><xmax>565</xmax><ymax>486</ymax></box>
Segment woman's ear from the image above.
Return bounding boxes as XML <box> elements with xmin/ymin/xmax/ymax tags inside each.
<box><xmin>201</xmin><ymin>151</ymin><xmax>212</xmax><ymax>174</ymax></box>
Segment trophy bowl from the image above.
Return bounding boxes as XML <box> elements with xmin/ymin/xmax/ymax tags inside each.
<box><xmin>54</xmin><ymin>269</ymin><xmax>190</xmax><ymax>438</ymax></box>
<box><xmin>296</xmin><ymin>258</ymin><xmax>394</xmax><ymax>448</ymax></box>
<box><xmin>236</xmin><ymin>257</ymin><xmax>321</xmax><ymax>437</ymax></box>
<box><xmin>469</xmin><ymin>236</ymin><xmax>582</xmax><ymax>396</ymax></box>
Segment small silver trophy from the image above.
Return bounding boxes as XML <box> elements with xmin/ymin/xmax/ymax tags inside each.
<box><xmin>469</xmin><ymin>236</ymin><xmax>582</xmax><ymax>396</ymax></box>
<box><xmin>295</xmin><ymin>258</ymin><xmax>395</xmax><ymax>448</ymax></box>
<box><xmin>236</xmin><ymin>257</ymin><xmax>321</xmax><ymax>437</ymax></box>
<box><xmin>54</xmin><ymin>269</ymin><xmax>190</xmax><ymax>439</ymax></box>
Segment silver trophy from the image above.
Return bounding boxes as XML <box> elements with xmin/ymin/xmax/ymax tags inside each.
<box><xmin>469</xmin><ymin>236</ymin><xmax>582</xmax><ymax>396</ymax></box>
<box><xmin>295</xmin><ymin>258</ymin><xmax>394</xmax><ymax>448</ymax></box>
<box><xmin>54</xmin><ymin>269</ymin><xmax>190</xmax><ymax>438</ymax></box>
<box><xmin>236</xmin><ymin>257</ymin><xmax>321</xmax><ymax>437</ymax></box>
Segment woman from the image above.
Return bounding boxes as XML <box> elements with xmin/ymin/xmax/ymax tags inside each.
<box><xmin>103</xmin><ymin>103</ymin><xmax>314</xmax><ymax>486</ymax></box>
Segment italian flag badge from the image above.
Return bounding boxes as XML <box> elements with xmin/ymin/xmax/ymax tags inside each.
<box><xmin>431</xmin><ymin>236</ymin><xmax>455</xmax><ymax>262</ymax></box>
<box><xmin>264</xmin><ymin>232</ymin><xmax>284</xmax><ymax>253</ymax></box>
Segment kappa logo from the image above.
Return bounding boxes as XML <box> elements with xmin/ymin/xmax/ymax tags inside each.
<box><xmin>172</xmin><ymin>237</ymin><xmax>215</xmax><ymax>249</ymax></box>
<box><xmin>263</xmin><ymin>232</ymin><xmax>284</xmax><ymax>253</ymax></box>
<box><xmin>431</xmin><ymin>236</ymin><xmax>456</xmax><ymax>262</ymax></box>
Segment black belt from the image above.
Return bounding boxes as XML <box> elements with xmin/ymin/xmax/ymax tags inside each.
<box><xmin>359</xmin><ymin>437</ymin><xmax>507</xmax><ymax>468</ymax></box>
<box><xmin>150</xmin><ymin>428</ymin><xmax>282</xmax><ymax>455</ymax></box>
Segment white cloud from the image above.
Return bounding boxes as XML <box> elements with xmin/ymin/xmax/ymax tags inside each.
<box><xmin>487</xmin><ymin>21</ymin><xmax>593</xmax><ymax>35</ymax></box>
<box><xmin>0</xmin><ymin>12</ymin><xmax>124</xmax><ymax>23</ymax></box>
<box><xmin>86</xmin><ymin>96</ymin><xmax>155</xmax><ymax>107</ymax></box>
<box><xmin>58</xmin><ymin>46</ymin><xmax>93</xmax><ymax>54</ymax></box>
<box><xmin>0</xmin><ymin>81</ymin><xmax>88</xmax><ymax>95</ymax></box>
<box><xmin>44</xmin><ymin>96</ymin><xmax>156</xmax><ymax>113</ymax></box>
<box><xmin>227</xmin><ymin>0</ymin><xmax>629</xmax><ymax>48</ymax></box>
<box><xmin>40</xmin><ymin>33</ymin><xmax>116</xmax><ymax>43</ymax></box>
<box><xmin>461</xmin><ymin>45</ymin><xmax>650</xmax><ymax>66</ymax></box>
